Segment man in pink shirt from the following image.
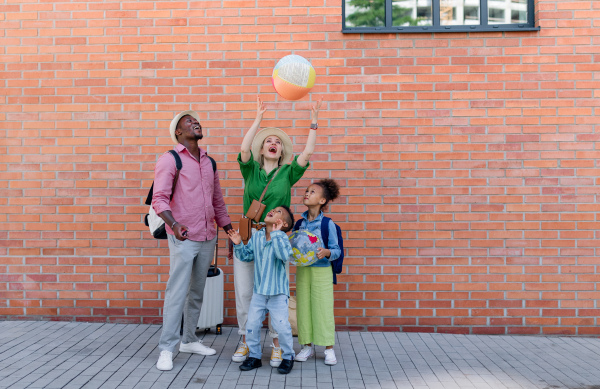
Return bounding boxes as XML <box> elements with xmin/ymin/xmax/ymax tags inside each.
<box><xmin>152</xmin><ymin>110</ymin><xmax>232</xmax><ymax>371</ymax></box>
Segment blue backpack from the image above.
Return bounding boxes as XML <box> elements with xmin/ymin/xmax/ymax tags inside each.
<box><xmin>293</xmin><ymin>216</ymin><xmax>344</xmax><ymax>284</ymax></box>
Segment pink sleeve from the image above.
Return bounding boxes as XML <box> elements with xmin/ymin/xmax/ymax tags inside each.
<box><xmin>151</xmin><ymin>153</ymin><xmax>176</xmax><ymax>215</ymax></box>
<box><xmin>212</xmin><ymin>168</ymin><xmax>232</xmax><ymax>228</ymax></box>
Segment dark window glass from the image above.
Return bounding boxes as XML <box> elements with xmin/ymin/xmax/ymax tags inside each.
<box><xmin>392</xmin><ymin>1</ymin><xmax>432</xmax><ymax>26</ymax></box>
<box><xmin>440</xmin><ymin>0</ymin><xmax>480</xmax><ymax>26</ymax></box>
<box><xmin>345</xmin><ymin>0</ymin><xmax>386</xmax><ymax>27</ymax></box>
<box><xmin>343</xmin><ymin>0</ymin><xmax>536</xmax><ymax>32</ymax></box>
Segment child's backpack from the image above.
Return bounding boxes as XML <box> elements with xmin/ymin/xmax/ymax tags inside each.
<box><xmin>292</xmin><ymin>216</ymin><xmax>344</xmax><ymax>284</ymax></box>
<box><xmin>144</xmin><ymin>150</ymin><xmax>216</xmax><ymax>239</ymax></box>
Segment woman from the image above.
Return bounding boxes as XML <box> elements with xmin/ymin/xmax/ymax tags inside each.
<box><xmin>232</xmin><ymin>95</ymin><xmax>322</xmax><ymax>367</ymax></box>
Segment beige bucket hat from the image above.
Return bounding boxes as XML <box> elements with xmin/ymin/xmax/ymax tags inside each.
<box><xmin>251</xmin><ymin>127</ymin><xmax>293</xmax><ymax>165</ymax></box>
<box><xmin>169</xmin><ymin>110</ymin><xmax>201</xmax><ymax>144</ymax></box>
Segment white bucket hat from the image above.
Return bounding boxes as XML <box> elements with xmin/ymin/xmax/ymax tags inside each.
<box><xmin>169</xmin><ymin>110</ymin><xmax>201</xmax><ymax>144</ymax></box>
<box><xmin>251</xmin><ymin>127</ymin><xmax>293</xmax><ymax>165</ymax></box>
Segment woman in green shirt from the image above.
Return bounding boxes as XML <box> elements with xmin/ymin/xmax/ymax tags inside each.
<box><xmin>231</xmin><ymin>95</ymin><xmax>322</xmax><ymax>367</ymax></box>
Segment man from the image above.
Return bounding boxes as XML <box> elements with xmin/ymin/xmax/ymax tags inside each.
<box><xmin>152</xmin><ymin>110</ymin><xmax>232</xmax><ymax>371</ymax></box>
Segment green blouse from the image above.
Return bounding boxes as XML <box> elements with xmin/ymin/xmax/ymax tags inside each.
<box><xmin>238</xmin><ymin>151</ymin><xmax>309</xmax><ymax>222</ymax></box>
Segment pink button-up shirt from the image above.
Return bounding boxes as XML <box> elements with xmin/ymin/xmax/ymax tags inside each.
<box><xmin>151</xmin><ymin>144</ymin><xmax>231</xmax><ymax>242</ymax></box>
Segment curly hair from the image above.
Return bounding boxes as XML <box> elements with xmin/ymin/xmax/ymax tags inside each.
<box><xmin>314</xmin><ymin>179</ymin><xmax>340</xmax><ymax>211</ymax></box>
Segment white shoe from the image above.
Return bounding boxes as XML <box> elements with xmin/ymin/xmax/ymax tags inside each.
<box><xmin>294</xmin><ymin>345</ymin><xmax>314</xmax><ymax>362</ymax></box>
<box><xmin>324</xmin><ymin>348</ymin><xmax>337</xmax><ymax>365</ymax></box>
<box><xmin>232</xmin><ymin>342</ymin><xmax>249</xmax><ymax>363</ymax></box>
<box><xmin>156</xmin><ymin>350</ymin><xmax>173</xmax><ymax>371</ymax></box>
<box><xmin>179</xmin><ymin>341</ymin><xmax>216</xmax><ymax>356</ymax></box>
<box><xmin>270</xmin><ymin>343</ymin><xmax>283</xmax><ymax>367</ymax></box>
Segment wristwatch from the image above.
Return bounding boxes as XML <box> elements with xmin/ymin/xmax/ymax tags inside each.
<box><xmin>310</xmin><ymin>123</ymin><xmax>318</xmax><ymax>130</ymax></box>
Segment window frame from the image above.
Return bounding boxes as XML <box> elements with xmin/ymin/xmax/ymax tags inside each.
<box><xmin>342</xmin><ymin>0</ymin><xmax>539</xmax><ymax>33</ymax></box>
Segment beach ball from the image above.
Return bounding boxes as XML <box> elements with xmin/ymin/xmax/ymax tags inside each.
<box><xmin>271</xmin><ymin>55</ymin><xmax>316</xmax><ymax>100</ymax></box>
<box><xmin>289</xmin><ymin>230</ymin><xmax>322</xmax><ymax>267</ymax></box>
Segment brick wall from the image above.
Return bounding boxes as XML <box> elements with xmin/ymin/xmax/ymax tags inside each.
<box><xmin>1</xmin><ymin>0</ymin><xmax>599</xmax><ymax>335</ymax></box>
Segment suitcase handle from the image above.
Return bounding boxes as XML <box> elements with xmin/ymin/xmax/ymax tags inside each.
<box><xmin>207</xmin><ymin>236</ymin><xmax>220</xmax><ymax>277</ymax></box>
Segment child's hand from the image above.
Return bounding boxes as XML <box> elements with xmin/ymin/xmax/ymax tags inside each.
<box><xmin>272</xmin><ymin>219</ymin><xmax>284</xmax><ymax>232</ymax></box>
<box><xmin>227</xmin><ymin>229</ymin><xmax>242</xmax><ymax>245</ymax></box>
<box><xmin>316</xmin><ymin>247</ymin><xmax>331</xmax><ymax>260</ymax></box>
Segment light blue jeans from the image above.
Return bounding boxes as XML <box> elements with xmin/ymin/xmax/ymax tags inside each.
<box><xmin>246</xmin><ymin>293</ymin><xmax>295</xmax><ymax>360</ymax></box>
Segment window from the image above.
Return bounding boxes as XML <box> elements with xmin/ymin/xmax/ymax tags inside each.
<box><xmin>343</xmin><ymin>0</ymin><xmax>538</xmax><ymax>33</ymax></box>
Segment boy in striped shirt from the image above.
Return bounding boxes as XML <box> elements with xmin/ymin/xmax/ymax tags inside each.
<box><xmin>228</xmin><ymin>205</ymin><xmax>296</xmax><ymax>374</ymax></box>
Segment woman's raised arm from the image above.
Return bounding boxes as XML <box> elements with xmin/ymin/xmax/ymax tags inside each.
<box><xmin>297</xmin><ymin>97</ymin><xmax>323</xmax><ymax>168</ymax></box>
<box><xmin>240</xmin><ymin>95</ymin><xmax>267</xmax><ymax>163</ymax></box>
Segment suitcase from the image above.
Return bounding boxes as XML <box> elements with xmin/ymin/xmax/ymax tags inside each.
<box><xmin>196</xmin><ymin>243</ymin><xmax>224</xmax><ymax>335</ymax></box>
<box><xmin>179</xmin><ymin>239</ymin><xmax>224</xmax><ymax>335</ymax></box>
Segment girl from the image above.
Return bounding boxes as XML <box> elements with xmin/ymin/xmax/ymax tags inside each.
<box><xmin>232</xmin><ymin>95</ymin><xmax>323</xmax><ymax>367</ymax></box>
<box><xmin>294</xmin><ymin>179</ymin><xmax>341</xmax><ymax>365</ymax></box>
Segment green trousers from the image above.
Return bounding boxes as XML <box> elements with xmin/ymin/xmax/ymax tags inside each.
<box><xmin>296</xmin><ymin>265</ymin><xmax>335</xmax><ymax>346</ymax></box>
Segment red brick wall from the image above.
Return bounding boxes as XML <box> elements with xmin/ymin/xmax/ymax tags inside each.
<box><xmin>1</xmin><ymin>0</ymin><xmax>599</xmax><ymax>335</ymax></box>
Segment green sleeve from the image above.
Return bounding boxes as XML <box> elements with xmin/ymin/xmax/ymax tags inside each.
<box><xmin>289</xmin><ymin>155</ymin><xmax>309</xmax><ymax>186</ymax></box>
<box><xmin>237</xmin><ymin>151</ymin><xmax>257</xmax><ymax>181</ymax></box>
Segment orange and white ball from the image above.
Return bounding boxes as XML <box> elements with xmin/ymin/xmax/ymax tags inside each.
<box><xmin>271</xmin><ymin>55</ymin><xmax>316</xmax><ymax>101</ymax></box>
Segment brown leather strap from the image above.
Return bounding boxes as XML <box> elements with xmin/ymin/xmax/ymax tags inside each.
<box><xmin>252</xmin><ymin>222</ymin><xmax>265</xmax><ymax>231</ymax></box>
<box><xmin>257</xmin><ymin>167</ymin><xmax>280</xmax><ymax>204</ymax></box>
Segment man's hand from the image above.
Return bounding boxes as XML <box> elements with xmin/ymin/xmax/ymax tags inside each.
<box><xmin>173</xmin><ymin>223</ymin><xmax>189</xmax><ymax>241</ymax></box>
<box><xmin>272</xmin><ymin>219</ymin><xmax>284</xmax><ymax>232</ymax></box>
<box><xmin>227</xmin><ymin>229</ymin><xmax>242</xmax><ymax>245</ymax></box>
<box><xmin>316</xmin><ymin>247</ymin><xmax>331</xmax><ymax>260</ymax></box>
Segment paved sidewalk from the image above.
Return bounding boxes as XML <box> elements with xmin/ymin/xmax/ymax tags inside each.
<box><xmin>1</xmin><ymin>321</ymin><xmax>600</xmax><ymax>388</ymax></box>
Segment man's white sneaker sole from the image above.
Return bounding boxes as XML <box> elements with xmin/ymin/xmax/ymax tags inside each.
<box><xmin>156</xmin><ymin>351</ymin><xmax>173</xmax><ymax>371</ymax></box>
<box><xmin>232</xmin><ymin>354</ymin><xmax>247</xmax><ymax>362</ymax></box>
<box><xmin>179</xmin><ymin>342</ymin><xmax>216</xmax><ymax>356</ymax></box>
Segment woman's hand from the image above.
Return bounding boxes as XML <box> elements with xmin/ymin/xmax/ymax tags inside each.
<box><xmin>256</xmin><ymin>95</ymin><xmax>267</xmax><ymax>122</ymax></box>
<box><xmin>241</xmin><ymin>95</ymin><xmax>266</xmax><ymax>163</ymax></box>
<box><xmin>310</xmin><ymin>96</ymin><xmax>323</xmax><ymax>124</ymax></box>
<box><xmin>316</xmin><ymin>247</ymin><xmax>331</xmax><ymax>259</ymax></box>
<box><xmin>227</xmin><ymin>229</ymin><xmax>242</xmax><ymax>245</ymax></box>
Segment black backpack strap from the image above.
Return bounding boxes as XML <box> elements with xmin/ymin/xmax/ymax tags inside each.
<box><xmin>321</xmin><ymin>217</ymin><xmax>330</xmax><ymax>248</ymax></box>
<box><xmin>207</xmin><ymin>155</ymin><xmax>216</xmax><ymax>172</ymax></box>
<box><xmin>168</xmin><ymin>150</ymin><xmax>182</xmax><ymax>170</ymax></box>
<box><xmin>293</xmin><ymin>219</ymin><xmax>303</xmax><ymax>232</ymax></box>
<box><xmin>145</xmin><ymin>150</ymin><xmax>182</xmax><ymax>205</ymax></box>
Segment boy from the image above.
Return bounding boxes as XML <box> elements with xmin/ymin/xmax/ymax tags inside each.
<box><xmin>227</xmin><ymin>205</ymin><xmax>296</xmax><ymax>374</ymax></box>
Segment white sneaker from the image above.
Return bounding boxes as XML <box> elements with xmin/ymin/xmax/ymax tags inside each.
<box><xmin>324</xmin><ymin>348</ymin><xmax>337</xmax><ymax>365</ymax></box>
<box><xmin>156</xmin><ymin>350</ymin><xmax>173</xmax><ymax>371</ymax></box>
<box><xmin>232</xmin><ymin>342</ymin><xmax>249</xmax><ymax>363</ymax></box>
<box><xmin>294</xmin><ymin>345</ymin><xmax>314</xmax><ymax>362</ymax></box>
<box><xmin>270</xmin><ymin>344</ymin><xmax>283</xmax><ymax>367</ymax></box>
<box><xmin>179</xmin><ymin>341</ymin><xmax>216</xmax><ymax>356</ymax></box>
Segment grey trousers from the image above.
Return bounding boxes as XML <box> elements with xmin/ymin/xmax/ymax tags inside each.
<box><xmin>158</xmin><ymin>234</ymin><xmax>217</xmax><ymax>353</ymax></box>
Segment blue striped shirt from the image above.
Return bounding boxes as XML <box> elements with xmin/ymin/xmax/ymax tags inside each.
<box><xmin>234</xmin><ymin>229</ymin><xmax>293</xmax><ymax>296</ymax></box>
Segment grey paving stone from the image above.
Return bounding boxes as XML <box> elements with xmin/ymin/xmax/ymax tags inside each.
<box><xmin>3</xmin><ymin>323</ymin><xmax>600</xmax><ymax>388</ymax></box>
